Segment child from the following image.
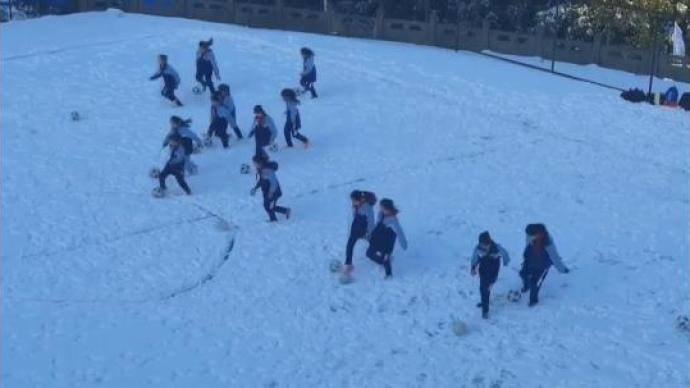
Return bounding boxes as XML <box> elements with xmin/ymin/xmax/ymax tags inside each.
<box><xmin>299</xmin><ymin>47</ymin><xmax>317</xmax><ymax>99</ymax></box>
<box><xmin>281</xmin><ymin>88</ymin><xmax>310</xmax><ymax>149</ymax></box>
<box><xmin>207</xmin><ymin>93</ymin><xmax>231</xmax><ymax>148</ymax></box>
<box><xmin>366</xmin><ymin>198</ymin><xmax>407</xmax><ymax>279</ymax></box>
<box><xmin>343</xmin><ymin>190</ymin><xmax>376</xmax><ymax>274</ymax></box>
<box><xmin>217</xmin><ymin>84</ymin><xmax>243</xmax><ymax>139</ymax></box>
<box><xmin>195</xmin><ymin>38</ymin><xmax>220</xmax><ymax>94</ymax></box>
<box><xmin>250</xmin><ymin>155</ymin><xmax>290</xmax><ymax>222</ymax></box>
<box><xmin>520</xmin><ymin>223</ymin><xmax>569</xmax><ymax>307</ymax></box>
<box><xmin>149</xmin><ymin>54</ymin><xmax>182</xmax><ymax>107</ymax></box>
<box><xmin>248</xmin><ymin>105</ymin><xmax>277</xmax><ymax>158</ymax></box>
<box><xmin>158</xmin><ymin>134</ymin><xmax>192</xmax><ymax>196</ymax></box>
<box><xmin>470</xmin><ymin>231</ymin><xmax>510</xmax><ymax>319</ymax></box>
<box><xmin>163</xmin><ymin>116</ymin><xmax>203</xmax><ymax>175</ymax></box>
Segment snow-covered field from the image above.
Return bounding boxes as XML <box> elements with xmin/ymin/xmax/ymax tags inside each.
<box><xmin>2</xmin><ymin>10</ymin><xmax>689</xmax><ymax>388</ymax></box>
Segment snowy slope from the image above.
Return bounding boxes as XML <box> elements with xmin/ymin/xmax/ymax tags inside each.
<box><xmin>2</xmin><ymin>10</ymin><xmax>689</xmax><ymax>388</ymax></box>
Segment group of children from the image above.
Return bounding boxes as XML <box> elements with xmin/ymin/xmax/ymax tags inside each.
<box><xmin>148</xmin><ymin>39</ymin><xmax>571</xmax><ymax>320</ymax></box>
<box><xmin>469</xmin><ymin>224</ymin><xmax>570</xmax><ymax>319</ymax></box>
<box><xmin>148</xmin><ymin>40</ymin><xmax>317</xmax><ymax>221</ymax></box>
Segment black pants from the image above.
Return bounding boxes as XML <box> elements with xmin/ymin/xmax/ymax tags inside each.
<box><xmin>159</xmin><ymin>163</ymin><xmax>191</xmax><ymax>194</ymax></box>
<box><xmin>284</xmin><ymin>122</ymin><xmax>309</xmax><ymax>147</ymax></box>
<box><xmin>478</xmin><ymin>258</ymin><xmax>500</xmax><ymax>315</ymax></box>
<box><xmin>231</xmin><ymin>124</ymin><xmax>243</xmax><ymax>139</ymax></box>
<box><xmin>255</xmin><ymin>144</ymin><xmax>268</xmax><ymax>159</ymax></box>
<box><xmin>161</xmin><ymin>86</ymin><xmax>177</xmax><ymax>102</ymax></box>
<box><xmin>520</xmin><ymin>265</ymin><xmax>550</xmax><ymax>304</ymax></box>
<box><xmin>263</xmin><ymin>196</ymin><xmax>288</xmax><ymax>221</ymax></box>
<box><xmin>196</xmin><ymin>71</ymin><xmax>215</xmax><ymax>93</ymax></box>
<box><xmin>208</xmin><ymin>118</ymin><xmax>229</xmax><ymax>148</ymax></box>
<box><xmin>345</xmin><ymin>232</ymin><xmax>366</xmax><ymax>266</ymax></box>
<box><xmin>300</xmin><ymin>77</ymin><xmax>317</xmax><ymax>98</ymax></box>
<box><xmin>366</xmin><ymin>246</ymin><xmax>391</xmax><ymax>276</ymax></box>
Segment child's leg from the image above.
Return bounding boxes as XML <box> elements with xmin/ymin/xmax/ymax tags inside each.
<box><xmin>158</xmin><ymin>166</ymin><xmax>171</xmax><ymax>190</ymax></box>
<box><xmin>230</xmin><ymin>113</ymin><xmax>244</xmax><ymax>138</ymax></box>
<box><xmin>172</xmin><ymin>168</ymin><xmax>191</xmax><ymax>194</ymax></box>
<box><xmin>263</xmin><ymin>197</ymin><xmax>277</xmax><ymax>221</ymax></box>
<box><xmin>283</xmin><ymin>122</ymin><xmax>294</xmax><ymax>147</ymax></box>
<box><xmin>205</xmin><ymin>73</ymin><xmax>215</xmax><ymax>93</ymax></box>
<box><xmin>294</xmin><ymin>131</ymin><xmax>309</xmax><ymax>145</ymax></box>
<box><xmin>345</xmin><ymin>234</ymin><xmax>359</xmax><ymax>266</ymax></box>
<box><xmin>309</xmin><ymin>82</ymin><xmax>317</xmax><ymax>98</ymax></box>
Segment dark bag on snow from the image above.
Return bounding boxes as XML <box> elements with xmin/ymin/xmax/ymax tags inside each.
<box><xmin>679</xmin><ymin>93</ymin><xmax>690</xmax><ymax>111</ymax></box>
<box><xmin>620</xmin><ymin>88</ymin><xmax>647</xmax><ymax>103</ymax></box>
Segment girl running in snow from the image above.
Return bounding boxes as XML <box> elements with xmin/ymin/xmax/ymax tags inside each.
<box><xmin>250</xmin><ymin>155</ymin><xmax>290</xmax><ymax>222</ymax></box>
<box><xmin>281</xmin><ymin>88</ymin><xmax>310</xmax><ymax>149</ymax></box>
<box><xmin>343</xmin><ymin>190</ymin><xmax>376</xmax><ymax>274</ymax></box>
<box><xmin>149</xmin><ymin>54</ymin><xmax>182</xmax><ymax>107</ymax></box>
<box><xmin>157</xmin><ymin>134</ymin><xmax>192</xmax><ymax>196</ymax></box>
<box><xmin>195</xmin><ymin>38</ymin><xmax>220</xmax><ymax>94</ymax></box>
<box><xmin>206</xmin><ymin>93</ymin><xmax>230</xmax><ymax>148</ymax></box>
<box><xmin>366</xmin><ymin>198</ymin><xmax>407</xmax><ymax>279</ymax></box>
<box><xmin>299</xmin><ymin>47</ymin><xmax>317</xmax><ymax>99</ymax></box>
<box><xmin>520</xmin><ymin>223</ymin><xmax>570</xmax><ymax>307</ymax></box>
<box><xmin>218</xmin><ymin>84</ymin><xmax>243</xmax><ymax>139</ymax></box>
<box><xmin>471</xmin><ymin>231</ymin><xmax>510</xmax><ymax>319</ymax></box>
<box><xmin>248</xmin><ymin>105</ymin><xmax>277</xmax><ymax>158</ymax></box>
<box><xmin>163</xmin><ymin>116</ymin><xmax>203</xmax><ymax>175</ymax></box>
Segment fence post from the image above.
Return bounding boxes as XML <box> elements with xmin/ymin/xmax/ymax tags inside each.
<box><xmin>429</xmin><ymin>10</ymin><xmax>438</xmax><ymax>46</ymax></box>
<box><xmin>276</xmin><ymin>0</ymin><xmax>284</xmax><ymax>28</ymax></box>
<box><xmin>374</xmin><ymin>6</ymin><xmax>383</xmax><ymax>39</ymax></box>
<box><xmin>481</xmin><ymin>18</ymin><xmax>490</xmax><ymax>51</ymax></box>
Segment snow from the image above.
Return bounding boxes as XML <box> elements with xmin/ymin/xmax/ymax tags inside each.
<box><xmin>2</xmin><ymin>10</ymin><xmax>689</xmax><ymax>388</ymax></box>
<box><xmin>485</xmin><ymin>50</ymin><xmax>689</xmax><ymax>92</ymax></box>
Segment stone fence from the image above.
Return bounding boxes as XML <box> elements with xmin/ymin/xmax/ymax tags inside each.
<box><xmin>79</xmin><ymin>0</ymin><xmax>690</xmax><ymax>83</ymax></box>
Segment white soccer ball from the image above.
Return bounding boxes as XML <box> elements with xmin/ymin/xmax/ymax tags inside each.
<box><xmin>151</xmin><ymin>187</ymin><xmax>165</xmax><ymax>198</ymax></box>
<box><xmin>329</xmin><ymin>260</ymin><xmax>342</xmax><ymax>273</ymax></box>
<box><xmin>507</xmin><ymin>290</ymin><xmax>522</xmax><ymax>303</ymax></box>
<box><xmin>240</xmin><ymin>163</ymin><xmax>251</xmax><ymax>175</ymax></box>
<box><xmin>452</xmin><ymin>320</ymin><xmax>468</xmax><ymax>336</ymax></box>
<box><xmin>677</xmin><ymin>315</ymin><xmax>689</xmax><ymax>331</ymax></box>
<box><xmin>192</xmin><ymin>86</ymin><xmax>202</xmax><ymax>95</ymax></box>
<box><xmin>70</xmin><ymin>111</ymin><xmax>80</xmax><ymax>121</ymax></box>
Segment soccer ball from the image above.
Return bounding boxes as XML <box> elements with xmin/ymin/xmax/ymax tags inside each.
<box><xmin>268</xmin><ymin>143</ymin><xmax>279</xmax><ymax>152</ymax></box>
<box><xmin>148</xmin><ymin>167</ymin><xmax>161</xmax><ymax>179</ymax></box>
<box><xmin>70</xmin><ymin>111</ymin><xmax>80</xmax><ymax>121</ymax></box>
<box><xmin>240</xmin><ymin>163</ymin><xmax>251</xmax><ymax>174</ymax></box>
<box><xmin>192</xmin><ymin>86</ymin><xmax>202</xmax><ymax>95</ymax></box>
<box><xmin>677</xmin><ymin>315</ymin><xmax>689</xmax><ymax>331</ymax></box>
<box><xmin>151</xmin><ymin>187</ymin><xmax>165</xmax><ymax>198</ymax></box>
<box><xmin>328</xmin><ymin>260</ymin><xmax>342</xmax><ymax>273</ymax></box>
<box><xmin>507</xmin><ymin>290</ymin><xmax>522</xmax><ymax>302</ymax></box>
<box><xmin>451</xmin><ymin>320</ymin><xmax>468</xmax><ymax>336</ymax></box>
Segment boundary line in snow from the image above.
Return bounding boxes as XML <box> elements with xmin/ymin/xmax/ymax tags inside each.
<box><xmin>8</xmin><ymin>202</ymin><xmax>238</xmax><ymax>305</ymax></box>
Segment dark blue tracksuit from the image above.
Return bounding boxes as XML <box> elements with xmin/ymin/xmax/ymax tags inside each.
<box><xmin>159</xmin><ymin>145</ymin><xmax>191</xmax><ymax>194</ymax></box>
<box><xmin>150</xmin><ymin>64</ymin><xmax>180</xmax><ymax>102</ymax></box>
<box><xmin>207</xmin><ymin>106</ymin><xmax>229</xmax><ymax>148</ymax></box>
<box><xmin>520</xmin><ymin>244</ymin><xmax>552</xmax><ymax>305</ymax></box>
<box><xmin>284</xmin><ymin>102</ymin><xmax>309</xmax><ymax>147</ymax></box>
<box><xmin>300</xmin><ymin>56</ymin><xmax>317</xmax><ymax>98</ymax></box>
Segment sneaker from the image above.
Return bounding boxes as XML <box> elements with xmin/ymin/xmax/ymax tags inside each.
<box><xmin>304</xmin><ymin>141</ymin><xmax>310</xmax><ymax>150</ymax></box>
<box><xmin>528</xmin><ymin>300</ymin><xmax>538</xmax><ymax>307</ymax></box>
<box><xmin>482</xmin><ymin>311</ymin><xmax>489</xmax><ymax>319</ymax></box>
<box><xmin>342</xmin><ymin>264</ymin><xmax>354</xmax><ymax>274</ymax></box>
<box><xmin>476</xmin><ymin>302</ymin><xmax>482</xmax><ymax>308</ymax></box>
<box><xmin>285</xmin><ymin>208</ymin><xmax>291</xmax><ymax>220</ymax></box>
